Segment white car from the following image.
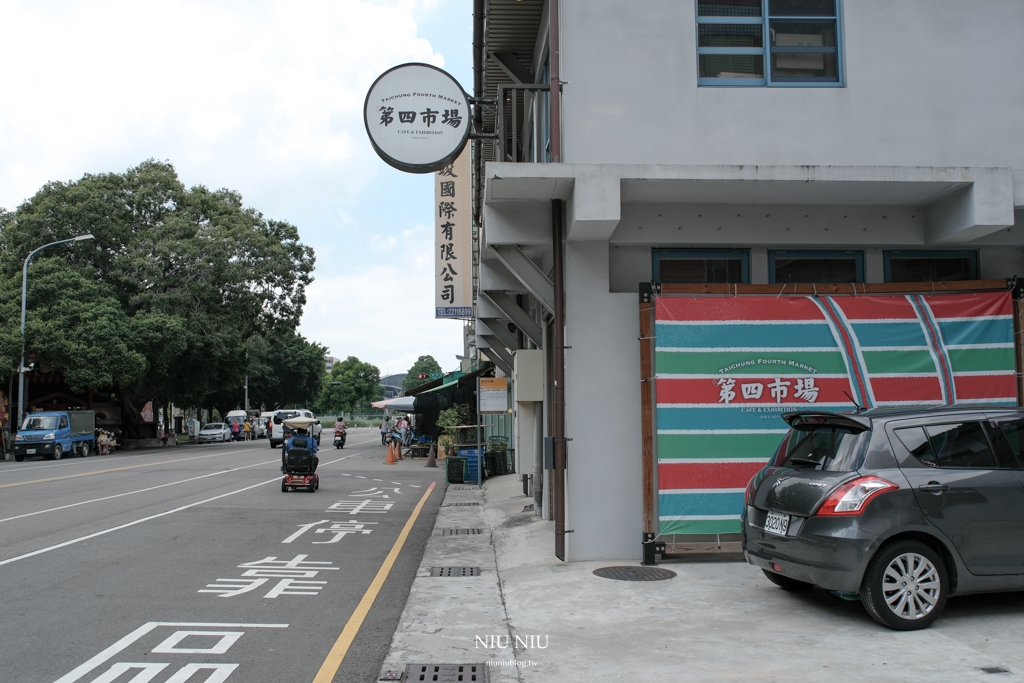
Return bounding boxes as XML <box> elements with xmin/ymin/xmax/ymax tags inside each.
<box><xmin>198</xmin><ymin>423</ymin><xmax>231</xmax><ymax>443</ymax></box>
<box><xmin>269</xmin><ymin>409</ymin><xmax>321</xmax><ymax>448</ymax></box>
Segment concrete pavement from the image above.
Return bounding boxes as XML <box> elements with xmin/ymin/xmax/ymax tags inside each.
<box><xmin>382</xmin><ymin>473</ymin><xmax>1024</xmax><ymax>683</ymax></box>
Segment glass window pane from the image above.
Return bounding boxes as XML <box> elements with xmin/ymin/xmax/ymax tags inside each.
<box><xmin>889</xmin><ymin>257</ymin><xmax>973</xmax><ymax>282</ymax></box>
<box><xmin>925</xmin><ymin>422</ymin><xmax>998</xmax><ymax>469</ymax></box>
<box><xmin>698</xmin><ymin>0</ymin><xmax>762</xmax><ymax>17</ymax></box>
<box><xmin>770</xmin><ymin>51</ymin><xmax>838</xmax><ymax>80</ymax></box>
<box><xmin>770</xmin><ymin>21</ymin><xmax>837</xmax><ymax>47</ymax></box>
<box><xmin>699</xmin><ymin>24</ymin><xmax>764</xmax><ymax>48</ymax></box>
<box><xmin>699</xmin><ymin>54</ymin><xmax>764</xmax><ymax>78</ymax></box>
<box><xmin>768</xmin><ymin>0</ymin><xmax>836</xmax><ymax>16</ymax></box>
<box><xmin>774</xmin><ymin>257</ymin><xmax>857</xmax><ymax>283</ymax></box>
<box><xmin>894</xmin><ymin>427</ymin><xmax>938</xmax><ymax>467</ymax></box>
<box><xmin>987</xmin><ymin>420</ymin><xmax>1024</xmax><ymax>468</ymax></box>
<box><xmin>660</xmin><ymin>258</ymin><xmax>743</xmax><ymax>283</ymax></box>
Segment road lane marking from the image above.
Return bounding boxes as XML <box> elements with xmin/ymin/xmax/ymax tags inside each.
<box><xmin>54</xmin><ymin>622</ymin><xmax>287</xmax><ymax>683</ymax></box>
<box><xmin>0</xmin><ymin>477</ymin><xmax>281</xmax><ymax>567</ymax></box>
<box><xmin>0</xmin><ymin>441</ymin><xmax>266</xmax><ymax>475</ymax></box>
<box><xmin>0</xmin><ymin>451</ymin><xmax>264</xmax><ymax>489</ymax></box>
<box><xmin>0</xmin><ymin>460</ymin><xmax>281</xmax><ymax>523</ymax></box>
<box><xmin>313</xmin><ymin>481</ymin><xmax>437</xmax><ymax>683</ymax></box>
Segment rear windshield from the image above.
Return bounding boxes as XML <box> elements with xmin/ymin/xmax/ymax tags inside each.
<box><xmin>776</xmin><ymin>426</ymin><xmax>866</xmax><ymax>471</ymax></box>
<box><xmin>275</xmin><ymin>411</ymin><xmax>299</xmax><ymax>424</ymax></box>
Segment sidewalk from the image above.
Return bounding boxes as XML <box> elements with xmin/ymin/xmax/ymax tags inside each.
<box><xmin>380</xmin><ymin>474</ymin><xmax>1024</xmax><ymax>683</ymax></box>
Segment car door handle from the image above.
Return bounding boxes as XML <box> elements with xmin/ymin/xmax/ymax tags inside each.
<box><xmin>919</xmin><ymin>482</ymin><xmax>949</xmax><ymax>493</ymax></box>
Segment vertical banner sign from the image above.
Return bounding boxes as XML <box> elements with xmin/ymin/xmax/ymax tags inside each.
<box><xmin>435</xmin><ymin>146</ymin><xmax>472</xmax><ymax>318</ymax></box>
<box><xmin>653</xmin><ymin>291</ymin><xmax>1016</xmax><ymax>537</ymax></box>
<box><xmin>479</xmin><ymin>377</ymin><xmax>509</xmax><ymax>414</ymax></box>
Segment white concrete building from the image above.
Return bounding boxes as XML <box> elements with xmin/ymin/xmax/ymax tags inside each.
<box><xmin>471</xmin><ymin>0</ymin><xmax>1024</xmax><ymax>561</ymax></box>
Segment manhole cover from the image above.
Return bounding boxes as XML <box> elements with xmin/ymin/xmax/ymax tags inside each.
<box><xmin>441</xmin><ymin>528</ymin><xmax>484</xmax><ymax>536</ymax></box>
<box><xmin>406</xmin><ymin>663</ymin><xmax>486</xmax><ymax>682</ymax></box>
<box><xmin>430</xmin><ymin>567</ymin><xmax>482</xmax><ymax>577</ymax></box>
<box><xmin>447</xmin><ymin>502</ymin><xmax>480</xmax><ymax>506</ymax></box>
<box><xmin>593</xmin><ymin>566</ymin><xmax>677</xmax><ymax>581</ymax></box>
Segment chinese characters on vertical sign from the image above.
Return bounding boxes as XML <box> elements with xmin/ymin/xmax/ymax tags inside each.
<box><xmin>435</xmin><ymin>146</ymin><xmax>472</xmax><ymax>318</ymax></box>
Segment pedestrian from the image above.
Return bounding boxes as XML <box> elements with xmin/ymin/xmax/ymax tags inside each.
<box><xmin>380</xmin><ymin>416</ymin><xmax>390</xmax><ymax>445</ymax></box>
<box><xmin>230</xmin><ymin>420</ymin><xmax>239</xmax><ymax>441</ymax></box>
<box><xmin>243</xmin><ymin>419</ymin><xmax>251</xmax><ymax>441</ymax></box>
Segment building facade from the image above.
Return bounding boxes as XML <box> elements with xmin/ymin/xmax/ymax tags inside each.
<box><xmin>471</xmin><ymin>0</ymin><xmax>1024</xmax><ymax>561</ymax></box>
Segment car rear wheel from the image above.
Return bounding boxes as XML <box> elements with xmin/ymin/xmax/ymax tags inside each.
<box><xmin>861</xmin><ymin>540</ymin><xmax>947</xmax><ymax>631</ymax></box>
<box><xmin>762</xmin><ymin>568</ymin><xmax>813</xmax><ymax>592</ymax></box>
<box><xmin>80</xmin><ymin>442</ymin><xmax>91</xmax><ymax>458</ymax></box>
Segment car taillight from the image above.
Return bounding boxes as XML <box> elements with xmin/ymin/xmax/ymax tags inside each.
<box><xmin>745</xmin><ymin>476</ymin><xmax>757</xmax><ymax>506</ymax></box>
<box><xmin>815</xmin><ymin>476</ymin><xmax>897</xmax><ymax>516</ymax></box>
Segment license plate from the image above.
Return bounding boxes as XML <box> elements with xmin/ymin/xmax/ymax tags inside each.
<box><xmin>26</xmin><ymin>449</ymin><xmax>36</xmax><ymax>454</ymax></box>
<box><xmin>764</xmin><ymin>511</ymin><xmax>790</xmax><ymax>537</ymax></box>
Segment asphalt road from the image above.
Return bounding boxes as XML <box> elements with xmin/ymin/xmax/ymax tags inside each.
<box><xmin>0</xmin><ymin>428</ymin><xmax>446</xmax><ymax>683</ymax></box>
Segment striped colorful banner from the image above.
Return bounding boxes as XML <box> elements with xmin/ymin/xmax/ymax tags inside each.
<box><xmin>654</xmin><ymin>291</ymin><xmax>1017</xmax><ymax>536</ymax></box>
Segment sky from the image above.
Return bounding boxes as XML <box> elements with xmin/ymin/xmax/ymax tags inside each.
<box><xmin>0</xmin><ymin>0</ymin><xmax>472</xmax><ymax>377</ymax></box>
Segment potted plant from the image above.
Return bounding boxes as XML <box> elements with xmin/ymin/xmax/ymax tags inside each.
<box><xmin>436</xmin><ymin>407</ymin><xmax>460</xmax><ymax>459</ymax></box>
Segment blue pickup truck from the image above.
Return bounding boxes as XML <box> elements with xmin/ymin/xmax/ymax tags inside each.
<box><xmin>13</xmin><ymin>410</ymin><xmax>96</xmax><ymax>461</ymax></box>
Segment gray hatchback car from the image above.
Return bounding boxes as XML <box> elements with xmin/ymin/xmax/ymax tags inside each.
<box><xmin>743</xmin><ymin>406</ymin><xmax>1024</xmax><ymax>630</ymax></box>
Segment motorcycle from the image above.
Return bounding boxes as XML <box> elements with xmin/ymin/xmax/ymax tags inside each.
<box><xmin>333</xmin><ymin>427</ymin><xmax>347</xmax><ymax>449</ymax></box>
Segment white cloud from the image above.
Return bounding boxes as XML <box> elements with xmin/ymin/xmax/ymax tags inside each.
<box><xmin>303</xmin><ymin>222</ymin><xmax>464</xmax><ymax>374</ymax></box>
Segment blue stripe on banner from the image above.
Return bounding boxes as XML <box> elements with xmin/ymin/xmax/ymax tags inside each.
<box><xmin>659</xmin><ymin>491</ymin><xmax>744</xmax><ymax>518</ymax></box>
<box><xmin>938</xmin><ymin>319</ymin><xmax>1014</xmax><ymax>346</ymax></box>
<box><xmin>657</xmin><ymin>406</ymin><xmax>796</xmax><ymax>431</ymax></box>
<box><xmin>850</xmin><ymin>322</ymin><xmax>928</xmax><ymax>348</ymax></box>
<box><xmin>655</xmin><ymin>322</ymin><xmax>837</xmax><ymax>350</ymax></box>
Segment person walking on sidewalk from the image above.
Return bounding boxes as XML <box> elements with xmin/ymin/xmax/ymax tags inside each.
<box><xmin>380</xmin><ymin>416</ymin><xmax>390</xmax><ymax>445</ymax></box>
<box><xmin>243</xmin><ymin>419</ymin><xmax>251</xmax><ymax>442</ymax></box>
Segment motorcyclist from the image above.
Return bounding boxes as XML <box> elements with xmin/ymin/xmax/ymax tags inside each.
<box><xmin>334</xmin><ymin>416</ymin><xmax>347</xmax><ymax>435</ymax></box>
<box><xmin>283</xmin><ymin>426</ymin><xmax>318</xmax><ymax>472</ymax></box>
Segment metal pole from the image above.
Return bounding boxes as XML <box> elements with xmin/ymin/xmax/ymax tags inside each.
<box><xmin>552</xmin><ymin>199</ymin><xmax>566</xmax><ymax>560</ymax></box>
<box><xmin>476</xmin><ymin>378</ymin><xmax>483</xmax><ymax>487</ymax></box>
<box><xmin>244</xmin><ymin>374</ymin><xmax>249</xmax><ymax>412</ymax></box>
<box><xmin>549</xmin><ymin>0</ymin><xmax>562</xmax><ymax>162</ymax></box>
<box><xmin>17</xmin><ymin>234</ymin><xmax>95</xmax><ymax>427</ymax></box>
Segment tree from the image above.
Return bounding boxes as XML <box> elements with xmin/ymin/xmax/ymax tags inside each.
<box><xmin>318</xmin><ymin>356</ymin><xmax>383</xmax><ymax>415</ymax></box>
<box><xmin>0</xmin><ymin>160</ymin><xmax>316</xmax><ymax>434</ymax></box>
<box><xmin>402</xmin><ymin>355</ymin><xmax>442</xmax><ymax>393</ymax></box>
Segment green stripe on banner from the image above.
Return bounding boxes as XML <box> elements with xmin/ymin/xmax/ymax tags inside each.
<box><xmin>658</xmin><ymin>432</ymin><xmax>783</xmax><ymax>460</ymax></box>
<box><xmin>947</xmin><ymin>347</ymin><xmax>1016</xmax><ymax>373</ymax></box>
<box><xmin>861</xmin><ymin>350</ymin><xmax>936</xmax><ymax>374</ymax></box>
<box><xmin>655</xmin><ymin>350</ymin><xmax>848</xmax><ymax>375</ymax></box>
<box><xmin>660</xmin><ymin>519</ymin><xmax>742</xmax><ymax>535</ymax></box>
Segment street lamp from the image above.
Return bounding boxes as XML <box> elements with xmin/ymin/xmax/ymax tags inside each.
<box><xmin>18</xmin><ymin>234</ymin><xmax>95</xmax><ymax>426</ymax></box>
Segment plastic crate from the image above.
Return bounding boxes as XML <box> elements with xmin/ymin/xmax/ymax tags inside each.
<box><xmin>458</xmin><ymin>447</ymin><xmax>482</xmax><ymax>483</ymax></box>
<box><xmin>446</xmin><ymin>456</ymin><xmax>466</xmax><ymax>484</ymax></box>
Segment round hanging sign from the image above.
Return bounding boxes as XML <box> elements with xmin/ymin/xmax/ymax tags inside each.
<box><xmin>364</xmin><ymin>63</ymin><xmax>471</xmax><ymax>174</ymax></box>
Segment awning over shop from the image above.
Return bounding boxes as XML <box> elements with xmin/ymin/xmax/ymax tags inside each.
<box><xmin>370</xmin><ymin>395</ymin><xmax>416</xmax><ymax>412</ymax></box>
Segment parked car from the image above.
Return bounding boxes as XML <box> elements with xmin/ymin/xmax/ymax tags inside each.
<box><xmin>197</xmin><ymin>422</ymin><xmax>232</xmax><ymax>443</ymax></box>
<box><xmin>13</xmin><ymin>410</ymin><xmax>96</xmax><ymax>461</ymax></box>
<box><xmin>269</xmin><ymin>409</ymin><xmax>321</xmax><ymax>448</ymax></box>
<box><xmin>259</xmin><ymin>411</ymin><xmax>275</xmax><ymax>439</ymax></box>
<box><xmin>744</xmin><ymin>406</ymin><xmax>1024</xmax><ymax>631</ymax></box>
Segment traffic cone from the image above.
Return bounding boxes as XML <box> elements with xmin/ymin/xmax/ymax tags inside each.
<box><xmin>424</xmin><ymin>443</ymin><xmax>437</xmax><ymax>468</ymax></box>
<box><xmin>385</xmin><ymin>441</ymin><xmax>396</xmax><ymax>465</ymax></box>
<box><xmin>395</xmin><ymin>441</ymin><xmax>403</xmax><ymax>460</ymax></box>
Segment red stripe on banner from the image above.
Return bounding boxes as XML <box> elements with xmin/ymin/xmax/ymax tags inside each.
<box><xmin>831</xmin><ymin>296</ymin><xmax>918</xmax><ymax>321</ymax></box>
<box><xmin>870</xmin><ymin>376</ymin><xmax>943</xmax><ymax>403</ymax></box>
<box><xmin>656</xmin><ymin>296</ymin><xmax>825</xmax><ymax>322</ymax></box>
<box><xmin>954</xmin><ymin>374</ymin><xmax>1018</xmax><ymax>401</ymax></box>
<box><xmin>923</xmin><ymin>291</ymin><xmax>1012</xmax><ymax>319</ymax></box>
<box><xmin>657</xmin><ymin>377</ymin><xmax>853</xmax><ymax>405</ymax></box>
<box><xmin>659</xmin><ymin>461</ymin><xmax>765</xmax><ymax>490</ymax></box>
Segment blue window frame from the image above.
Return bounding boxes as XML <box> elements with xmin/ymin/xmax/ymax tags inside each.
<box><xmin>696</xmin><ymin>0</ymin><xmax>843</xmax><ymax>87</ymax></box>
<box><xmin>769</xmin><ymin>249</ymin><xmax>863</xmax><ymax>284</ymax></box>
<box><xmin>653</xmin><ymin>248</ymin><xmax>750</xmax><ymax>284</ymax></box>
<box><xmin>884</xmin><ymin>250</ymin><xmax>979</xmax><ymax>283</ymax></box>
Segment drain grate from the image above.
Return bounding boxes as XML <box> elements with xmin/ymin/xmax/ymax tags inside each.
<box><xmin>406</xmin><ymin>663</ymin><xmax>486</xmax><ymax>682</ymax></box>
<box><xmin>593</xmin><ymin>566</ymin><xmax>677</xmax><ymax>581</ymax></box>
<box><xmin>447</xmin><ymin>502</ymin><xmax>481</xmax><ymax>506</ymax></box>
<box><xmin>453</xmin><ymin>486</ymin><xmax>478</xmax><ymax>490</ymax></box>
<box><xmin>980</xmin><ymin>667</ymin><xmax>1010</xmax><ymax>674</ymax></box>
<box><xmin>441</xmin><ymin>528</ymin><xmax>484</xmax><ymax>536</ymax></box>
<box><xmin>430</xmin><ymin>567</ymin><xmax>482</xmax><ymax>577</ymax></box>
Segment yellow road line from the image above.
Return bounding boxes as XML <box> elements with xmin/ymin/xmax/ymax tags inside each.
<box><xmin>0</xmin><ymin>451</ymin><xmax>254</xmax><ymax>489</ymax></box>
<box><xmin>313</xmin><ymin>481</ymin><xmax>438</xmax><ymax>683</ymax></box>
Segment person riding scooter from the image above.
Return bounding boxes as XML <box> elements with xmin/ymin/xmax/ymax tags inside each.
<box><xmin>333</xmin><ymin>416</ymin><xmax>347</xmax><ymax>449</ymax></box>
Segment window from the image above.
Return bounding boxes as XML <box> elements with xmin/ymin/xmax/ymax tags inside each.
<box><xmin>884</xmin><ymin>250</ymin><xmax>978</xmax><ymax>283</ymax></box>
<box><xmin>696</xmin><ymin>0</ymin><xmax>842</xmax><ymax>86</ymax></box>
<box><xmin>779</xmin><ymin>426</ymin><xmax>865</xmax><ymax>471</ymax></box>
<box><xmin>652</xmin><ymin>248</ymin><xmax>749</xmax><ymax>283</ymax></box>
<box><xmin>59</xmin><ymin>416</ymin><xmax>68</xmax><ymax>429</ymax></box>
<box><xmin>985</xmin><ymin>419</ymin><xmax>1024</xmax><ymax>469</ymax></box>
<box><xmin>768</xmin><ymin>250</ymin><xmax>863</xmax><ymax>284</ymax></box>
<box><xmin>895</xmin><ymin>423</ymin><xmax>999</xmax><ymax>469</ymax></box>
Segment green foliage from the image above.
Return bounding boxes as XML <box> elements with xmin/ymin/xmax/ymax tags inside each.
<box><xmin>0</xmin><ymin>159</ymin><xmax>316</xmax><ymax>426</ymax></box>
<box><xmin>436</xmin><ymin>407</ymin><xmax>462</xmax><ymax>431</ymax></box>
<box><xmin>318</xmin><ymin>356</ymin><xmax>383</xmax><ymax>414</ymax></box>
<box><xmin>401</xmin><ymin>354</ymin><xmax>442</xmax><ymax>393</ymax></box>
